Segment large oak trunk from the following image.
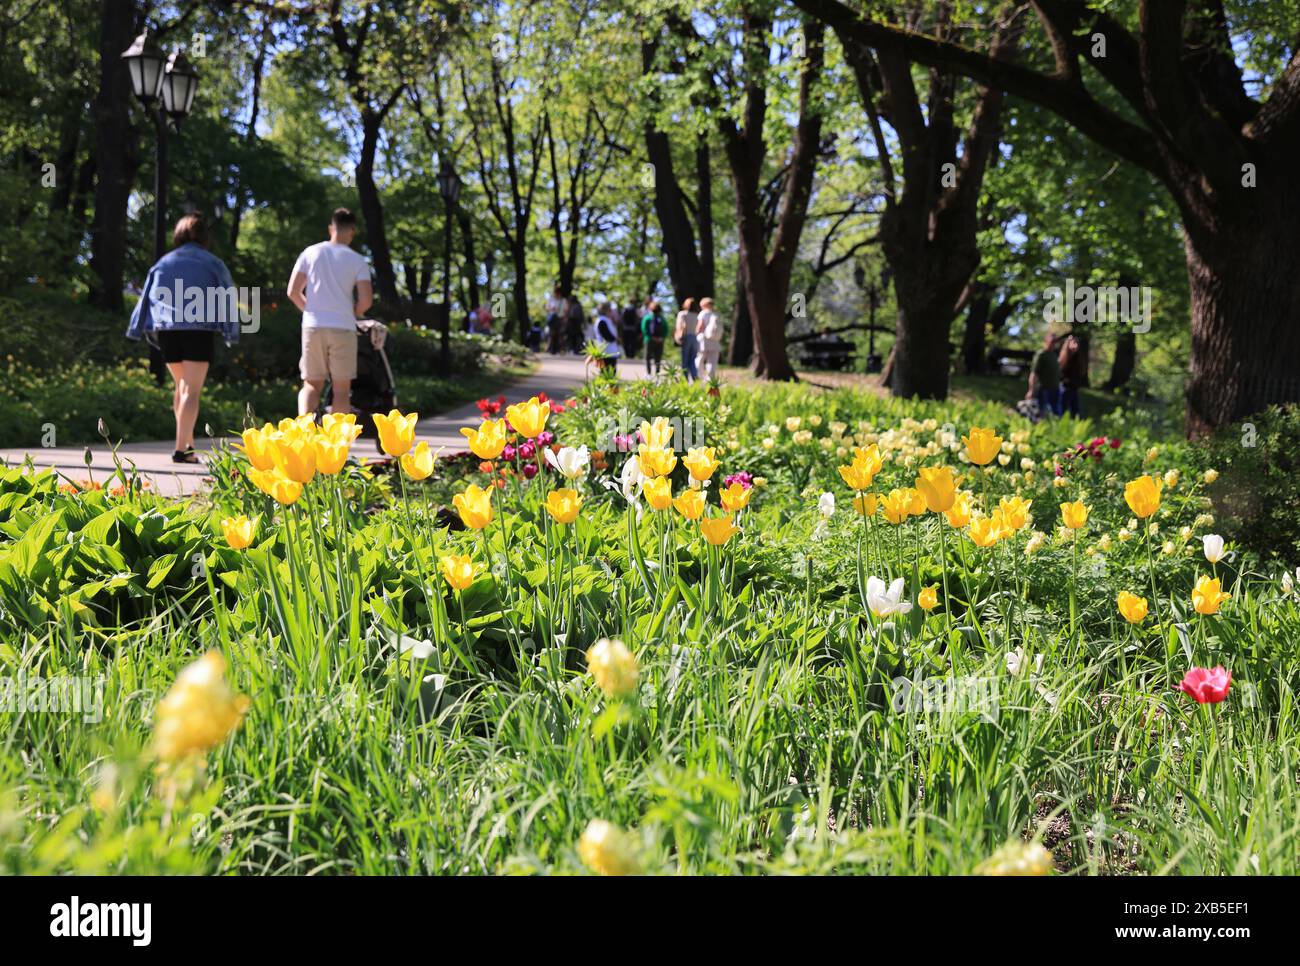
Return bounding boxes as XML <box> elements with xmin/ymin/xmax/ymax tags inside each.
<box><xmin>1183</xmin><ymin>195</ymin><xmax>1300</xmax><ymax>436</ymax></box>
<box><xmin>356</xmin><ymin>115</ymin><xmax>399</xmax><ymax>304</ymax></box>
<box><xmin>89</xmin><ymin>0</ymin><xmax>138</xmax><ymax>313</ymax></box>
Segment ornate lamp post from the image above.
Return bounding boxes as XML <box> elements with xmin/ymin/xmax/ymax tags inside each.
<box><xmin>436</xmin><ymin>159</ymin><xmax>462</xmax><ymax>372</ymax></box>
<box><xmin>121</xmin><ymin>34</ymin><xmax>199</xmax><ymax>262</ymax></box>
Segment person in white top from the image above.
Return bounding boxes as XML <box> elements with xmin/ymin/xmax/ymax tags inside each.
<box><xmin>695</xmin><ymin>296</ymin><xmax>723</xmax><ymax>379</ymax></box>
<box><xmin>288</xmin><ymin>208</ymin><xmax>373</xmax><ymax>416</ymax></box>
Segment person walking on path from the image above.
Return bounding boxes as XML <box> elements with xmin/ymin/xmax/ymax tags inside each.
<box><xmin>1057</xmin><ymin>333</ymin><xmax>1086</xmax><ymax>417</ymax></box>
<box><xmin>1026</xmin><ymin>331</ymin><xmax>1062</xmax><ymax>417</ymax></box>
<box><xmin>695</xmin><ymin>297</ymin><xmax>722</xmax><ymax>380</ymax></box>
<box><xmin>675</xmin><ymin>297</ymin><xmax>699</xmax><ymax>381</ymax></box>
<box><xmin>288</xmin><ymin>208</ymin><xmax>373</xmax><ymax>417</ymax></box>
<box><xmin>620</xmin><ymin>299</ymin><xmax>643</xmax><ymax>358</ymax></box>
<box><xmin>593</xmin><ymin>301</ymin><xmax>622</xmax><ymax>373</ymax></box>
<box><xmin>126</xmin><ymin>213</ymin><xmax>240</xmax><ymax>464</ymax></box>
<box><xmin>642</xmin><ymin>300</ymin><xmax>668</xmax><ymax>376</ymax></box>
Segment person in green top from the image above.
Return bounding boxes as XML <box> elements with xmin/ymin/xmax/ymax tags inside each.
<box><xmin>641</xmin><ymin>300</ymin><xmax>668</xmax><ymax>376</ymax></box>
<box><xmin>1026</xmin><ymin>331</ymin><xmax>1062</xmax><ymax>417</ymax></box>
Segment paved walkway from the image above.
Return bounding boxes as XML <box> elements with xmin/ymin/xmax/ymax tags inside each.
<box><xmin>0</xmin><ymin>354</ymin><xmax>648</xmax><ymax>496</ymax></box>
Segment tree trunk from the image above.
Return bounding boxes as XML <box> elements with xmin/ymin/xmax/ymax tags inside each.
<box><xmin>458</xmin><ymin>205</ymin><xmax>479</xmax><ymax>310</ymax></box>
<box><xmin>356</xmin><ymin>112</ymin><xmax>399</xmax><ymax>304</ymax></box>
<box><xmin>1184</xmin><ymin>200</ymin><xmax>1300</xmax><ymax>436</ymax></box>
<box><xmin>88</xmin><ymin>0</ymin><xmax>139</xmax><ymax>313</ymax></box>
<box><xmin>1105</xmin><ymin>331</ymin><xmax>1137</xmax><ymax>390</ymax></box>
<box><xmin>961</xmin><ymin>287</ymin><xmax>991</xmax><ymax>375</ymax></box>
<box><xmin>728</xmin><ymin>262</ymin><xmax>753</xmax><ymax>366</ymax></box>
<box><xmin>509</xmin><ymin>244</ymin><xmax>530</xmax><ymax>340</ymax></box>
<box><xmin>889</xmin><ymin>301</ymin><xmax>956</xmax><ymax>398</ymax></box>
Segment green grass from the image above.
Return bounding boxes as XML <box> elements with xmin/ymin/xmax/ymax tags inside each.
<box><xmin>0</xmin><ymin>374</ymin><xmax>1295</xmax><ymax>875</ymax></box>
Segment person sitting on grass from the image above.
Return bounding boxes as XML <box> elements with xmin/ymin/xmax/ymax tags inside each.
<box><xmin>125</xmin><ymin>213</ymin><xmax>240</xmax><ymax>464</ymax></box>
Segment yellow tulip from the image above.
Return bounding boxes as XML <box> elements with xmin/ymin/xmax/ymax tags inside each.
<box><xmin>852</xmin><ymin>444</ymin><xmax>884</xmax><ymax>479</ymax></box>
<box><xmin>852</xmin><ymin>492</ymin><xmax>878</xmax><ymax>517</ymax></box>
<box><xmin>314</xmin><ymin>435</ymin><xmax>350</xmax><ymax>475</ymax></box>
<box><xmin>998</xmin><ymin>495</ymin><xmax>1033</xmax><ymax>531</ymax></box>
<box><xmin>700</xmin><ymin>515</ymin><xmax>738</xmax><ymax>546</ymax></box>
<box><xmin>322</xmin><ymin>412</ymin><xmax>363</xmax><ymax>443</ymax></box>
<box><xmin>439</xmin><ymin>554</ymin><xmax>477</xmax><ymax>592</ymax></box>
<box><xmin>239</xmin><ymin>426</ymin><xmax>276</xmax><ymax>472</ymax></box>
<box><xmin>506</xmin><ymin>395</ymin><xmax>550</xmax><ymax>438</ymax></box>
<box><xmin>963</xmin><ymin>426</ymin><xmax>1002</xmax><ymax>466</ymax></box>
<box><xmin>880</xmin><ymin>488</ymin><xmax>911</xmax><ymax>525</ymax></box>
<box><xmin>1192</xmin><ymin>574</ymin><xmax>1230</xmax><ymax>615</ymax></box>
<box><xmin>249</xmin><ymin>467</ymin><xmax>302</xmax><ymax>506</ymax></box>
<box><xmin>460</xmin><ymin>418</ymin><xmax>507</xmax><ymax>460</ymax></box>
<box><xmin>1117</xmin><ymin>591</ymin><xmax>1148</xmax><ymax>624</ymax></box>
<box><xmin>918</xmin><ymin>585</ymin><xmax>939</xmax><ymax>611</ymax></box>
<box><xmin>945</xmin><ymin>492</ymin><xmax>973</xmax><ymax>528</ymax></box>
<box><xmin>545</xmin><ymin>487</ymin><xmax>584</xmax><ymax>524</ymax></box>
<box><xmin>915</xmin><ymin>466</ymin><xmax>957</xmax><ymax>512</ymax></box>
<box><xmin>1124</xmin><ymin>474</ymin><xmax>1163</xmax><ymax>519</ymax></box>
<box><xmin>673</xmin><ymin>488</ymin><xmax>705</xmax><ymax>521</ymax></box>
<box><xmin>401</xmin><ymin>441</ymin><xmax>436</xmax><ymax>481</ymax></box>
<box><xmin>719</xmin><ymin>482</ymin><xmax>752</xmax><ymax>513</ymax></box>
<box><xmin>642</xmin><ymin>475</ymin><xmax>673</xmax><ymax>511</ymax></box>
<box><xmin>682</xmin><ymin>446</ymin><xmax>720</xmax><ymax>482</ymax></box>
<box><xmin>577</xmin><ymin>819</ymin><xmax>641</xmax><ymax>877</ymax></box>
<box><xmin>373</xmin><ymin>409</ymin><xmax>419</xmax><ymax>457</ymax></box>
<box><xmin>968</xmin><ymin>516</ymin><xmax>1002</xmax><ymax>548</ymax></box>
<box><xmin>152</xmin><ymin>651</ymin><xmax>250</xmax><ymax>764</ymax></box>
<box><xmin>638</xmin><ymin>417</ymin><xmax>674</xmax><ymax>449</ymax></box>
<box><xmin>221</xmin><ymin>515</ymin><xmax>254</xmax><ymax>550</ymax></box>
<box><xmin>586</xmin><ymin>638</ymin><xmax>640</xmax><ymax>698</ymax></box>
<box><xmin>837</xmin><ymin>460</ymin><xmax>878</xmax><ymax>494</ymax></box>
<box><xmin>1060</xmin><ymin>500</ymin><xmax>1090</xmax><ymax>530</ymax></box>
<box><xmin>271</xmin><ymin>432</ymin><xmax>316</xmax><ymax>484</ymax></box>
<box><xmin>637</xmin><ymin>444</ymin><xmax>677</xmax><ymax>478</ymax></box>
<box><xmin>452</xmin><ymin>484</ymin><xmax>494</xmax><ymax>530</ymax></box>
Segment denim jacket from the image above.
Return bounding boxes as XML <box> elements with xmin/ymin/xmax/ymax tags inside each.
<box><xmin>126</xmin><ymin>243</ymin><xmax>241</xmax><ymax>344</ymax></box>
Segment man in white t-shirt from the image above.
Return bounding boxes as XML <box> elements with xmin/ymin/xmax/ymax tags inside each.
<box><xmin>288</xmin><ymin>208</ymin><xmax>373</xmax><ymax>415</ymax></box>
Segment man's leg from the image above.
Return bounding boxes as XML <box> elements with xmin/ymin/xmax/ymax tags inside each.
<box><xmin>300</xmin><ymin>380</ymin><xmax>324</xmax><ymax>416</ymax></box>
<box><xmin>329</xmin><ymin>328</ymin><xmax>357</xmax><ymax>415</ymax></box>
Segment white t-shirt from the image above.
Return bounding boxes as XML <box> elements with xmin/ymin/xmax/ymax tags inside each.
<box><xmin>291</xmin><ymin>241</ymin><xmax>371</xmax><ymax>329</ymax></box>
<box><xmin>698</xmin><ymin>309</ymin><xmax>721</xmax><ymax>348</ymax></box>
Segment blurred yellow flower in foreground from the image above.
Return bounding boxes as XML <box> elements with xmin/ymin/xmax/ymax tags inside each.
<box><xmin>976</xmin><ymin>840</ymin><xmax>1053</xmax><ymax>876</ymax></box>
<box><xmin>918</xmin><ymin>585</ymin><xmax>939</xmax><ymax>611</ymax></box>
<box><xmin>586</xmin><ymin>638</ymin><xmax>639</xmax><ymax>698</ymax></box>
<box><xmin>578</xmin><ymin>819</ymin><xmax>641</xmax><ymax>876</ymax></box>
<box><xmin>153</xmin><ymin>652</ymin><xmax>249</xmax><ymax>764</ymax></box>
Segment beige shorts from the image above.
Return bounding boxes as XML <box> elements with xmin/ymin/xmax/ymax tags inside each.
<box><xmin>300</xmin><ymin>327</ymin><xmax>357</xmax><ymax>382</ymax></box>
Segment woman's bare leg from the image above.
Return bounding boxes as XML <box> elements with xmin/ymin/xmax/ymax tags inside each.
<box><xmin>167</xmin><ymin>360</ymin><xmax>209</xmax><ymax>452</ymax></box>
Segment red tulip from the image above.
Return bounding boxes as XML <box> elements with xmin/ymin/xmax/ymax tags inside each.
<box><xmin>1179</xmin><ymin>666</ymin><xmax>1231</xmax><ymax>704</ymax></box>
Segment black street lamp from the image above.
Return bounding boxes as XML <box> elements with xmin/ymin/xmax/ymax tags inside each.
<box><xmin>122</xmin><ymin>34</ymin><xmax>199</xmax><ymax>263</ymax></box>
<box><xmin>437</xmin><ymin>158</ymin><xmax>462</xmax><ymax>372</ymax></box>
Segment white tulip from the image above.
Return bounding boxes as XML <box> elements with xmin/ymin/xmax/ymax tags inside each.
<box><xmin>545</xmin><ymin>444</ymin><xmax>590</xmax><ymax>480</ymax></box>
<box><xmin>817</xmin><ymin>492</ymin><xmax>835</xmax><ymax>520</ymax></box>
<box><xmin>866</xmin><ymin>576</ymin><xmax>913</xmax><ymax>617</ymax></box>
<box><xmin>1202</xmin><ymin>533</ymin><xmax>1225</xmax><ymax>564</ymax></box>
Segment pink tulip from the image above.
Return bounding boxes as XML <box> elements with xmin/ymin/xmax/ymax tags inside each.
<box><xmin>522</xmin><ymin>462</ymin><xmax>538</xmax><ymax>479</ymax></box>
<box><xmin>1179</xmin><ymin>666</ymin><xmax>1231</xmax><ymax>704</ymax></box>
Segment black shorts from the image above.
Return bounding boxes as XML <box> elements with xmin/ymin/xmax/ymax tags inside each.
<box><xmin>156</xmin><ymin>330</ymin><xmax>215</xmax><ymax>364</ymax></box>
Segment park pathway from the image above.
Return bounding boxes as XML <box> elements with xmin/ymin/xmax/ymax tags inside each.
<box><xmin>0</xmin><ymin>354</ymin><xmax>648</xmax><ymax>497</ymax></box>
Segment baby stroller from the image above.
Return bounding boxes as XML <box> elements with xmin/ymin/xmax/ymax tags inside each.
<box><xmin>323</xmin><ymin>320</ymin><xmax>397</xmax><ymax>442</ymax></box>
